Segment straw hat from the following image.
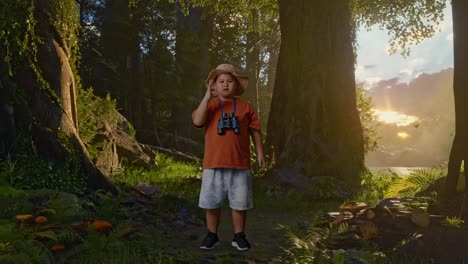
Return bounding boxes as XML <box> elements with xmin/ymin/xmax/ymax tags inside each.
<box><xmin>205</xmin><ymin>64</ymin><xmax>248</xmax><ymax>96</ymax></box>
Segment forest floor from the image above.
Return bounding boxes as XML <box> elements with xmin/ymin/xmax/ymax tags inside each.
<box><xmin>3</xmin><ymin>160</ymin><xmax>468</xmax><ymax>263</ymax></box>
<box><xmin>131</xmin><ymin>178</ymin><xmax>340</xmax><ymax>264</ymax></box>
<box><xmin>174</xmin><ymin>207</ymin><xmax>297</xmax><ymax>263</ymax></box>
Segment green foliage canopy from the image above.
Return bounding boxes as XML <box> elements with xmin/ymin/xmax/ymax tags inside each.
<box><xmin>354</xmin><ymin>0</ymin><xmax>447</xmax><ymax>56</ymax></box>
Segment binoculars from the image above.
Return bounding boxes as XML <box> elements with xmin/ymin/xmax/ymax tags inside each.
<box><xmin>217</xmin><ymin>113</ymin><xmax>240</xmax><ymax>135</ymax></box>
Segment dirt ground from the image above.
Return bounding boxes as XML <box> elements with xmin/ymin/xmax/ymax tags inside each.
<box><xmin>175</xmin><ymin>207</ymin><xmax>301</xmax><ymax>263</ymax></box>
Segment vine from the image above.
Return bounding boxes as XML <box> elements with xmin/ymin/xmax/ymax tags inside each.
<box><xmin>0</xmin><ymin>0</ymin><xmax>81</xmax><ymax>109</ymax></box>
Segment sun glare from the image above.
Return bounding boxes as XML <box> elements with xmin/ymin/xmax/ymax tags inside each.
<box><xmin>397</xmin><ymin>132</ymin><xmax>410</xmax><ymax>139</ymax></box>
<box><xmin>373</xmin><ymin>109</ymin><xmax>419</xmax><ymax>126</ymax></box>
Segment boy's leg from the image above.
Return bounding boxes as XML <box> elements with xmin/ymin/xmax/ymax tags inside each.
<box><xmin>206</xmin><ymin>208</ymin><xmax>221</xmax><ymax>233</ymax></box>
<box><xmin>231</xmin><ymin>209</ymin><xmax>246</xmax><ymax>233</ymax></box>
<box><xmin>227</xmin><ymin>169</ymin><xmax>252</xmax><ymax>250</ymax></box>
<box><xmin>231</xmin><ymin>209</ymin><xmax>251</xmax><ymax>250</ymax></box>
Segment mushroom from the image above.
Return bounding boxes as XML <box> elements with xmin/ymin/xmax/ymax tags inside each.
<box><xmin>92</xmin><ymin>220</ymin><xmax>112</xmax><ymax>236</ymax></box>
<box><xmin>16</xmin><ymin>214</ymin><xmax>33</xmax><ymax>229</ymax></box>
<box><xmin>34</xmin><ymin>216</ymin><xmax>48</xmax><ymax>224</ymax></box>
<box><xmin>339</xmin><ymin>201</ymin><xmax>367</xmax><ymax>217</ymax></box>
<box><xmin>50</xmin><ymin>245</ymin><xmax>65</xmax><ymax>252</ymax></box>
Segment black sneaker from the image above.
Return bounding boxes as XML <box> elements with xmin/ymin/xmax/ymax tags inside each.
<box><xmin>231</xmin><ymin>232</ymin><xmax>250</xmax><ymax>251</ymax></box>
<box><xmin>200</xmin><ymin>232</ymin><xmax>219</xmax><ymax>249</ymax></box>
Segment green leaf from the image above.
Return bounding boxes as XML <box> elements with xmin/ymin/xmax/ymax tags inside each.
<box><xmin>38</xmin><ymin>209</ymin><xmax>56</xmax><ymax>215</ymax></box>
<box><xmin>333</xmin><ymin>249</ymin><xmax>346</xmax><ymax>264</ymax></box>
<box><xmin>33</xmin><ymin>230</ymin><xmax>58</xmax><ymax>241</ymax></box>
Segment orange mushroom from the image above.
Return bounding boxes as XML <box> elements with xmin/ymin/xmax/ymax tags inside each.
<box><xmin>16</xmin><ymin>214</ymin><xmax>33</xmax><ymax>221</ymax></box>
<box><xmin>92</xmin><ymin>220</ymin><xmax>112</xmax><ymax>236</ymax></box>
<box><xmin>16</xmin><ymin>214</ymin><xmax>33</xmax><ymax>229</ymax></box>
<box><xmin>50</xmin><ymin>245</ymin><xmax>65</xmax><ymax>252</ymax></box>
<box><xmin>34</xmin><ymin>216</ymin><xmax>48</xmax><ymax>224</ymax></box>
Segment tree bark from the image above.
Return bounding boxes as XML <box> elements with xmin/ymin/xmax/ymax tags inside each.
<box><xmin>1</xmin><ymin>0</ymin><xmax>117</xmax><ymax>194</ymax></box>
<box><xmin>245</xmin><ymin>9</ymin><xmax>260</xmax><ymax>112</ymax></box>
<box><xmin>99</xmin><ymin>0</ymin><xmax>144</xmax><ymax>129</ymax></box>
<box><xmin>266</xmin><ymin>19</ymin><xmax>280</xmax><ymax>94</ymax></box>
<box><xmin>266</xmin><ymin>0</ymin><xmax>364</xmax><ymax>188</ymax></box>
<box><xmin>173</xmin><ymin>5</ymin><xmax>214</xmax><ymax>151</ymax></box>
<box><xmin>446</xmin><ymin>0</ymin><xmax>468</xmax><ymax>217</ymax></box>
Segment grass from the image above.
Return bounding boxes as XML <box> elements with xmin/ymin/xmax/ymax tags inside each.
<box><xmin>114</xmin><ymin>152</ymin><xmax>341</xmax><ymax>213</ymax></box>
<box><xmin>113</xmin><ymin>153</ymin><xmax>202</xmax><ymax>201</ymax></box>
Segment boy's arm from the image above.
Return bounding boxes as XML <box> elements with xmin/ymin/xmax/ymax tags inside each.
<box><xmin>250</xmin><ymin>129</ymin><xmax>265</xmax><ymax>169</ymax></box>
<box><xmin>192</xmin><ymin>81</ymin><xmax>214</xmax><ymax>127</ymax></box>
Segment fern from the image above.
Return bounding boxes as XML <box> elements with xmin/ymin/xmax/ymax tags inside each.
<box><xmin>274</xmin><ymin>211</ymin><xmax>350</xmax><ymax>264</ymax></box>
<box><xmin>385</xmin><ymin>167</ymin><xmax>446</xmax><ymax>198</ymax></box>
<box><xmin>56</xmin><ymin>227</ymin><xmax>84</xmax><ymax>244</ymax></box>
<box><xmin>0</xmin><ymin>160</ymin><xmax>19</xmax><ymax>187</ymax></box>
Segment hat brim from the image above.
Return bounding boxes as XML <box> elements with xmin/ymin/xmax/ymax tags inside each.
<box><xmin>205</xmin><ymin>69</ymin><xmax>248</xmax><ymax>96</ymax></box>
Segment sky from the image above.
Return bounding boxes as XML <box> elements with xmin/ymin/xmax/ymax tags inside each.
<box><xmin>355</xmin><ymin>4</ymin><xmax>453</xmax><ymax>87</ymax></box>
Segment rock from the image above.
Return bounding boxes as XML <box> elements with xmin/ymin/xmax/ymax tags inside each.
<box><xmin>411</xmin><ymin>209</ymin><xmax>431</xmax><ymax>228</ymax></box>
<box><xmin>135</xmin><ymin>182</ymin><xmax>161</xmax><ymax>197</ymax></box>
<box><xmin>272</xmin><ymin>162</ymin><xmax>348</xmax><ymax>199</ymax></box>
<box><xmin>93</xmin><ymin>112</ymin><xmax>152</xmax><ymax>176</ymax></box>
<box><xmin>367</xmin><ymin>209</ymin><xmax>376</xmax><ymax>219</ymax></box>
<box><xmin>359</xmin><ymin>221</ymin><xmax>379</xmax><ymax>240</ymax></box>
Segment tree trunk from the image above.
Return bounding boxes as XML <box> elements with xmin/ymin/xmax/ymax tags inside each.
<box><xmin>173</xmin><ymin>5</ymin><xmax>214</xmax><ymax>151</ymax></box>
<box><xmin>0</xmin><ymin>0</ymin><xmax>117</xmax><ymax>194</ymax></box>
<box><xmin>266</xmin><ymin>0</ymin><xmax>364</xmax><ymax>188</ymax></box>
<box><xmin>266</xmin><ymin>19</ymin><xmax>280</xmax><ymax>93</ymax></box>
<box><xmin>99</xmin><ymin>0</ymin><xmax>144</xmax><ymax>129</ymax></box>
<box><xmin>446</xmin><ymin>0</ymin><xmax>468</xmax><ymax>217</ymax></box>
<box><xmin>245</xmin><ymin>9</ymin><xmax>260</xmax><ymax>112</ymax></box>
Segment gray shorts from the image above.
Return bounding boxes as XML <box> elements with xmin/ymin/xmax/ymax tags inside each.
<box><xmin>198</xmin><ymin>168</ymin><xmax>253</xmax><ymax>210</ymax></box>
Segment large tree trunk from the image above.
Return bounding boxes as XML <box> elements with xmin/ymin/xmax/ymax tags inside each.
<box><xmin>245</xmin><ymin>10</ymin><xmax>260</xmax><ymax>113</ymax></box>
<box><xmin>266</xmin><ymin>19</ymin><xmax>280</xmax><ymax>94</ymax></box>
<box><xmin>266</xmin><ymin>0</ymin><xmax>364</xmax><ymax>189</ymax></box>
<box><xmin>445</xmin><ymin>0</ymin><xmax>468</xmax><ymax>217</ymax></box>
<box><xmin>99</xmin><ymin>0</ymin><xmax>144</xmax><ymax>129</ymax></box>
<box><xmin>0</xmin><ymin>0</ymin><xmax>117</xmax><ymax>194</ymax></box>
<box><xmin>173</xmin><ymin>5</ymin><xmax>213</xmax><ymax>151</ymax></box>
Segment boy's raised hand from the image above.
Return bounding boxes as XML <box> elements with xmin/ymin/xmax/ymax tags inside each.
<box><xmin>205</xmin><ymin>79</ymin><xmax>216</xmax><ymax>98</ymax></box>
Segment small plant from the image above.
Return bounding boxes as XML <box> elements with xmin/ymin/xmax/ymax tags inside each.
<box><xmin>274</xmin><ymin>211</ymin><xmax>348</xmax><ymax>264</ymax></box>
<box><xmin>385</xmin><ymin>167</ymin><xmax>446</xmax><ymax>198</ymax></box>
<box><xmin>441</xmin><ymin>216</ymin><xmax>464</xmax><ymax>228</ymax></box>
<box><xmin>354</xmin><ymin>169</ymin><xmax>395</xmax><ymax>206</ymax></box>
<box><xmin>0</xmin><ymin>160</ymin><xmax>19</xmax><ymax>187</ymax></box>
<box><xmin>77</xmin><ymin>87</ymin><xmax>122</xmax><ymax>159</ymax></box>
<box><xmin>356</xmin><ymin>83</ymin><xmax>381</xmax><ymax>155</ymax></box>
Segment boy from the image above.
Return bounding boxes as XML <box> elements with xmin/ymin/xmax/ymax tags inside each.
<box><xmin>192</xmin><ymin>64</ymin><xmax>265</xmax><ymax>251</ymax></box>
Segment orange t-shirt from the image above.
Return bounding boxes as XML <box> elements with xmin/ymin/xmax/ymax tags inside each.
<box><xmin>194</xmin><ymin>97</ymin><xmax>261</xmax><ymax>169</ymax></box>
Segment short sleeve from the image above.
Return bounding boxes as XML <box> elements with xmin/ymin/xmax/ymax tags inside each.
<box><xmin>248</xmin><ymin>103</ymin><xmax>261</xmax><ymax>132</ymax></box>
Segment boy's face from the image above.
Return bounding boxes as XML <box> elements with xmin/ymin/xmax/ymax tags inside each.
<box><xmin>213</xmin><ymin>73</ymin><xmax>238</xmax><ymax>99</ymax></box>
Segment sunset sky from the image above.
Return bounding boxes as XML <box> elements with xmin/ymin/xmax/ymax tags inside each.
<box><xmin>355</xmin><ymin>4</ymin><xmax>453</xmax><ymax>87</ymax></box>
